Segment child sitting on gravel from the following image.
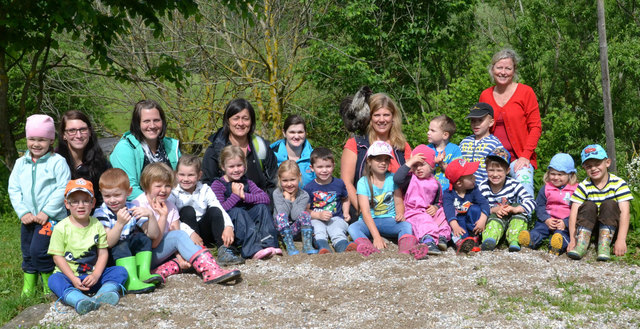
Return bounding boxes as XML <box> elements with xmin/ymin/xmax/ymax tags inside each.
<box><xmin>394</xmin><ymin>144</ymin><xmax>450</xmax><ymax>255</ymax></box>
<box><xmin>518</xmin><ymin>153</ymin><xmax>577</xmax><ymax>255</ymax></box>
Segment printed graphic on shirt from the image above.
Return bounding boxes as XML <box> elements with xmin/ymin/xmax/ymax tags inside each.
<box><xmin>64</xmin><ymin>234</ymin><xmax>100</xmax><ymax>274</ymax></box>
<box><xmin>563</xmin><ymin>192</ymin><xmax>571</xmax><ymax>205</ymax></box>
<box><xmin>373</xmin><ymin>191</ymin><xmax>394</xmax><ymax>216</ymax></box>
<box><xmin>311</xmin><ymin>191</ymin><xmax>338</xmax><ymax>213</ymax></box>
<box><xmin>453</xmin><ymin>199</ymin><xmax>472</xmax><ymax>215</ymax></box>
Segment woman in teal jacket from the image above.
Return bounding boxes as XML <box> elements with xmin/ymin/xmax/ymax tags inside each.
<box><xmin>110</xmin><ymin>100</ymin><xmax>181</xmax><ymax>200</ymax></box>
<box><xmin>270</xmin><ymin>115</ymin><xmax>315</xmax><ymax>188</ymax></box>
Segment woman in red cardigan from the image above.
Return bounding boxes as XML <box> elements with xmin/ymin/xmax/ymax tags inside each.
<box><xmin>479</xmin><ymin>49</ymin><xmax>541</xmax><ymax>197</ymax></box>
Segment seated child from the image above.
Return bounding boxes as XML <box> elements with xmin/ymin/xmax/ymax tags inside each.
<box><xmin>169</xmin><ymin>155</ymin><xmax>243</xmax><ymax>266</ymax></box>
<box><xmin>347</xmin><ymin>141</ymin><xmax>428</xmax><ymax>259</ymax></box>
<box><xmin>478</xmin><ymin>148</ymin><xmax>535</xmax><ymax>252</ymax></box>
<box><xmin>567</xmin><ymin>144</ymin><xmax>633</xmax><ymax>261</ymax></box>
<box><xmin>427</xmin><ymin>115</ymin><xmax>462</xmax><ymax>192</ymax></box>
<box><xmin>458</xmin><ymin>103</ymin><xmax>503</xmax><ymax>183</ymax></box>
<box><xmin>94</xmin><ymin>168</ymin><xmax>162</xmax><ymax>294</ymax></box>
<box><xmin>304</xmin><ymin>148</ymin><xmax>355</xmax><ymax>254</ymax></box>
<box><xmin>273</xmin><ymin>160</ymin><xmax>318</xmax><ymax>255</ymax></box>
<box><xmin>135</xmin><ymin>163</ymin><xmax>241</xmax><ymax>284</ymax></box>
<box><xmin>443</xmin><ymin>158</ymin><xmax>490</xmax><ymax>254</ymax></box>
<box><xmin>48</xmin><ymin>179</ymin><xmax>128</xmax><ymax>314</ymax></box>
<box><xmin>394</xmin><ymin>145</ymin><xmax>450</xmax><ymax>255</ymax></box>
<box><xmin>518</xmin><ymin>153</ymin><xmax>577</xmax><ymax>255</ymax></box>
<box><xmin>211</xmin><ymin>145</ymin><xmax>281</xmax><ymax>260</ymax></box>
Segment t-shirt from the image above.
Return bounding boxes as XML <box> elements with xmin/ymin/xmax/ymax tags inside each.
<box><xmin>304</xmin><ymin>178</ymin><xmax>349</xmax><ymax>218</ymax></box>
<box><xmin>458</xmin><ymin>134</ymin><xmax>503</xmax><ymax>182</ymax></box>
<box><xmin>48</xmin><ymin>216</ymin><xmax>108</xmax><ymax>276</ymax></box>
<box><xmin>570</xmin><ymin>173</ymin><xmax>633</xmax><ymax>207</ymax></box>
<box><xmin>133</xmin><ymin>194</ymin><xmax>180</xmax><ymax>234</ymax></box>
<box><xmin>356</xmin><ymin>172</ymin><xmax>397</xmax><ymax>219</ymax></box>
<box><xmin>344</xmin><ymin>137</ymin><xmax>411</xmax><ymax>173</ymax></box>
<box><xmin>95</xmin><ymin>201</ymin><xmax>148</xmax><ymax>241</ymax></box>
<box><xmin>428</xmin><ymin>142</ymin><xmax>461</xmax><ymax>192</ymax></box>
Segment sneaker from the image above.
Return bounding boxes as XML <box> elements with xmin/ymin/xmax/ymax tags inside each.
<box><xmin>217</xmin><ymin>246</ymin><xmax>245</xmax><ymax>266</ymax></box>
<box><xmin>318</xmin><ymin>248</ymin><xmax>331</xmax><ymax>255</ymax></box>
<box><xmin>456</xmin><ymin>237</ymin><xmax>475</xmax><ymax>254</ymax></box>
<box><xmin>481</xmin><ymin>238</ymin><xmax>496</xmax><ymax>251</ymax></box>
<box><xmin>437</xmin><ymin>236</ymin><xmax>448</xmax><ymax>251</ymax></box>
<box><xmin>426</xmin><ymin>242</ymin><xmax>442</xmax><ymax>255</ymax></box>
<box><xmin>548</xmin><ymin>233</ymin><xmax>564</xmax><ymax>256</ymax></box>
<box><xmin>518</xmin><ymin>230</ymin><xmax>531</xmax><ymax>248</ymax></box>
<box><xmin>508</xmin><ymin>242</ymin><xmax>521</xmax><ymax>252</ymax></box>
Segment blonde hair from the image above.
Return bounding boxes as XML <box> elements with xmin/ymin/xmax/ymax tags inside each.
<box><xmin>543</xmin><ymin>169</ymin><xmax>578</xmax><ymax>185</ymax></box>
<box><xmin>99</xmin><ymin>168</ymin><xmax>130</xmax><ymax>191</ymax></box>
<box><xmin>366</xmin><ymin>93</ymin><xmax>407</xmax><ymax>150</ymax></box>
<box><xmin>277</xmin><ymin>160</ymin><xmax>301</xmax><ymax>190</ymax></box>
<box><xmin>140</xmin><ymin>163</ymin><xmax>175</xmax><ymax>191</ymax></box>
<box><xmin>177</xmin><ymin>154</ymin><xmax>202</xmax><ymax>172</ymax></box>
<box><xmin>219</xmin><ymin>145</ymin><xmax>247</xmax><ymax>171</ymax></box>
<box><xmin>489</xmin><ymin>49</ymin><xmax>519</xmax><ymax>83</ymax></box>
<box><xmin>431</xmin><ymin>114</ymin><xmax>457</xmax><ymax>137</ymax></box>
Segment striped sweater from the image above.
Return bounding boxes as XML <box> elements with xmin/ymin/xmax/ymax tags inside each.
<box><xmin>479</xmin><ymin>176</ymin><xmax>536</xmax><ymax>217</ymax></box>
<box><xmin>210</xmin><ymin>176</ymin><xmax>271</xmax><ymax>211</ymax></box>
<box><xmin>570</xmin><ymin>173</ymin><xmax>633</xmax><ymax>207</ymax></box>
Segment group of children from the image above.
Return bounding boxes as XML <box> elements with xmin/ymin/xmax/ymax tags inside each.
<box><xmin>8</xmin><ymin>102</ymin><xmax>633</xmax><ymax>315</ymax></box>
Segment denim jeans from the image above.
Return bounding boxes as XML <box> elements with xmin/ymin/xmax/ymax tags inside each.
<box><xmin>48</xmin><ymin>266</ymin><xmax>128</xmax><ymax>298</ymax></box>
<box><xmin>151</xmin><ymin>230</ymin><xmax>202</xmax><ymax>268</ymax></box>
<box><xmin>110</xmin><ymin>231</ymin><xmax>152</xmax><ymax>260</ymax></box>
<box><xmin>348</xmin><ymin>217</ymin><xmax>412</xmax><ymax>241</ymax></box>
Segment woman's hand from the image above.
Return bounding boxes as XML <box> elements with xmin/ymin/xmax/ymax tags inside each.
<box><xmin>513</xmin><ymin>157</ymin><xmax>531</xmax><ymax>173</ymax></box>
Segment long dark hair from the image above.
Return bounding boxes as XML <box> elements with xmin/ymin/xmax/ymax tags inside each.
<box><xmin>130</xmin><ymin>99</ymin><xmax>167</xmax><ymax>142</ymax></box>
<box><xmin>222</xmin><ymin>98</ymin><xmax>256</xmax><ymax>139</ymax></box>
<box><xmin>57</xmin><ymin>110</ymin><xmax>109</xmax><ymax>180</ymax></box>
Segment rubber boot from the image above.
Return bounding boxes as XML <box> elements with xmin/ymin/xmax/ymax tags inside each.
<box><xmin>151</xmin><ymin>258</ymin><xmax>182</xmax><ymax>283</ymax></box>
<box><xmin>135</xmin><ymin>251</ymin><xmax>163</xmax><ymax>284</ymax></box>
<box><xmin>115</xmin><ymin>256</ymin><xmax>155</xmax><ymax>294</ymax></box>
<box><xmin>281</xmin><ymin>229</ymin><xmax>300</xmax><ymax>256</ymax></box>
<box><xmin>354</xmin><ymin>237</ymin><xmax>380</xmax><ymax>256</ymax></box>
<box><xmin>63</xmin><ymin>288</ymin><xmax>99</xmax><ymax>315</ymax></box>
<box><xmin>334</xmin><ymin>239</ymin><xmax>356</xmax><ymax>253</ymax></box>
<box><xmin>21</xmin><ymin>272</ymin><xmax>37</xmax><ymax>297</ymax></box>
<box><xmin>549</xmin><ymin>233</ymin><xmax>564</xmax><ymax>256</ymax></box>
<box><xmin>398</xmin><ymin>234</ymin><xmax>418</xmax><ymax>254</ymax></box>
<box><xmin>301</xmin><ymin>226</ymin><xmax>318</xmax><ymax>254</ymax></box>
<box><xmin>481</xmin><ymin>220</ymin><xmax>504</xmax><ymax>251</ymax></box>
<box><xmin>597</xmin><ymin>226</ymin><xmax>616</xmax><ymax>261</ymax></box>
<box><xmin>507</xmin><ymin>218</ymin><xmax>527</xmax><ymax>252</ymax></box>
<box><xmin>40</xmin><ymin>272</ymin><xmax>53</xmax><ymax>295</ymax></box>
<box><xmin>567</xmin><ymin>226</ymin><xmax>592</xmax><ymax>260</ymax></box>
<box><xmin>94</xmin><ymin>282</ymin><xmax>121</xmax><ymax>306</ymax></box>
<box><xmin>518</xmin><ymin>230</ymin><xmax>531</xmax><ymax>249</ymax></box>
<box><xmin>189</xmin><ymin>248</ymin><xmax>241</xmax><ymax>284</ymax></box>
<box><xmin>316</xmin><ymin>239</ymin><xmax>332</xmax><ymax>254</ymax></box>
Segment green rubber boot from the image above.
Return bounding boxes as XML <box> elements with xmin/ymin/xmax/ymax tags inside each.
<box><xmin>115</xmin><ymin>256</ymin><xmax>155</xmax><ymax>294</ymax></box>
<box><xmin>596</xmin><ymin>226</ymin><xmax>616</xmax><ymax>262</ymax></box>
<box><xmin>40</xmin><ymin>272</ymin><xmax>53</xmax><ymax>295</ymax></box>
<box><xmin>567</xmin><ymin>226</ymin><xmax>592</xmax><ymax>260</ymax></box>
<box><xmin>135</xmin><ymin>251</ymin><xmax>163</xmax><ymax>284</ymax></box>
<box><xmin>481</xmin><ymin>219</ymin><xmax>504</xmax><ymax>251</ymax></box>
<box><xmin>507</xmin><ymin>218</ymin><xmax>528</xmax><ymax>252</ymax></box>
<box><xmin>21</xmin><ymin>272</ymin><xmax>38</xmax><ymax>297</ymax></box>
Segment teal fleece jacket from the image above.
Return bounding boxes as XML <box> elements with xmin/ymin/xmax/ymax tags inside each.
<box><xmin>110</xmin><ymin>132</ymin><xmax>181</xmax><ymax>200</ymax></box>
<box><xmin>9</xmin><ymin>151</ymin><xmax>71</xmax><ymax>221</ymax></box>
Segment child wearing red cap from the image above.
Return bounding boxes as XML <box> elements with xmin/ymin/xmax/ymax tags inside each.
<box><xmin>442</xmin><ymin>158</ymin><xmax>490</xmax><ymax>253</ymax></box>
<box><xmin>9</xmin><ymin>114</ymin><xmax>71</xmax><ymax>297</ymax></box>
<box><xmin>394</xmin><ymin>144</ymin><xmax>450</xmax><ymax>254</ymax></box>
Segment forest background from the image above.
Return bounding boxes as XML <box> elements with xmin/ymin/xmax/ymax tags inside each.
<box><xmin>2</xmin><ymin>0</ymin><xmax>640</xmax><ymax>324</ymax></box>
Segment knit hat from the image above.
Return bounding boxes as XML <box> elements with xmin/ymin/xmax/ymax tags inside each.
<box><xmin>366</xmin><ymin>141</ymin><xmax>394</xmax><ymax>158</ymax></box>
<box><xmin>25</xmin><ymin>114</ymin><xmax>55</xmax><ymax>140</ymax></box>
<box><xmin>580</xmin><ymin>144</ymin><xmax>608</xmax><ymax>164</ymax></box>
<box><xmin>411</xmin><ymin>144</ymin><xmax>435</xmax><ymax>168</ymax></box>
<box><xmin>65</xmin><ymin>178</ymin><xmax>94</xmax><ymax>199</ymax></box>
<box><xmin>548</xmin><ymin>153</ymin><xmax>576</xmax><ymax>174</ymax></box>
<box><xmin>445</xmin><ymin>159</ymin><xmax>480</xmax><ymax>189</ymax></box>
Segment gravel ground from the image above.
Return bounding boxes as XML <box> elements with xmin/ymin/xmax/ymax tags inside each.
<box><xmin>30</xmin><ymin>244</ymin><xmax>640</xmax><ymax>328</ymax></box>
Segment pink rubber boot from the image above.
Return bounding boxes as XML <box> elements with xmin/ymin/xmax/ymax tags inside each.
<box><xmin>150</xmin><ymin>258</ymin><xmax>181</xmax><ymax>283</ymax></box>
<box><xmin>354</xmin><ymin>238</ymin><xmax>380</xmax><ymax>257</ymax></box>
<box><xmin>398</xmin><ymin>234</ymin><xmax>429</xmax><ymax>260</ymax></box>
<box><xmin>189</xmin><ymin>249</ymin><xmax>242</xmax><ymax>284</ymax></box>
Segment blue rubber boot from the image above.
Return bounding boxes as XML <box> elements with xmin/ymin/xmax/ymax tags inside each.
<box><xmin>301</xmin><ymin>226</ymin><xmax>318</xmax><ymax>254</ymax></box>
<box><xmin>95</xmin><ymin>282</ymin><xmax>121</xmax><ymax>306</ymax></box>
<box><xmin>281</xmin><ymin>229</ymin><xmax>300</xmax><ymax>256</ymax></box>
<box><xmin>63</xmin><ymin>288</ymin><xmax>99</xmax><ymax>315</ymax></box>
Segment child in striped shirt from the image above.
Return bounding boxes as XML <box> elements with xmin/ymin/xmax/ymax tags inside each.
<box><xmin>479</xmin><ymin>147</ymin><xmax>535</xmax><ymax>252</ymax></box>
<box><xmin>459</xmin><ymin>103</ymin><xmax>503</xmax><ymax>183</ymax></box>
<box><xmin>567</xmin><ymin>144</ymin><xmax>633</xmax><ymax>261</ymax></box>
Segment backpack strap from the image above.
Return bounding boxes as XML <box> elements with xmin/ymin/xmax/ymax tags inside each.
<box><xmin>251</xmin><ymin>135</ymin><xmax>267</xmax><ymax>171</ymax></box>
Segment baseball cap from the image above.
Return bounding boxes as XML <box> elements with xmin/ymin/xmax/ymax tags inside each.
<box><xmin>548</xmin><ymin>153</ymin><xmax>576</xmax><ymax>174</ymax></box>
<box><xmin>580</xmin><ymin>144</ymin><xmax>608</xmax><ymax>164</ymax></box>
<box><xmin>65</xmin><ymin>178</ymin><xmax>94</xmax><ymax>199</ymax></box>
<box><xmin>411</xmin><ymin>144</ymin><xmax>435</xmax><ymax>168</ymax></box>
<box><xmin>445</xmin><ymin>158</ymin><xmax>480</xmax><ymax>189</ymax></box>
<box><xmin>486</xmin><ymin>147</ymin><xmax>511</xmax><ymax>167</ymax></box>
<box><xmin>366</xmin><ymin>141</ymin><xmax>394</xmax><ymax>158</ymax></box>
<box><xmin>466</xmin><ymin>102</ymin><xmax>494</xmax><ymax>119</ymax></box>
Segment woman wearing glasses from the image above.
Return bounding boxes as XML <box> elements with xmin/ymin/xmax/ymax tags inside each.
<box><xmin>57</xmin><ymin>110</ymin><xmax>111</xmax><ymax>207</ymax></box>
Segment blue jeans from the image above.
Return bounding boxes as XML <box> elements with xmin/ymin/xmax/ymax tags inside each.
<box><xmin>48</xmin><ymin>266</ymin><xmax>128</xmax><ymax>298</ymax></box>
<box><xmin>451</xmin><ymin>204</ymin><xmax>482</xmax><ymax>243</ymax></box>
<box><xmin>110</xmin><ymin>231</ymin><xmax>152</xmax><ymax>260</ymax></box>
<box><xmin>151</xmin><ymin>230</ymin><xmax>202</xmax><ymax>268</ymax></box>
<box><xmin>348</xmin><ymin>217</ymin><xmax>412</xmax><ymax>241</ymax></box>
<box><xmin>510</xmin><ymin>161</ymin><xmax>535</xmax><ymax>198</ymax></box>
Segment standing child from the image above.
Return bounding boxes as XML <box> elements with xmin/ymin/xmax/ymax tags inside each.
<box><xmin>427</xmin><ymin>115</ymin><xmax>462</xmax><ymax>192</ymax></box>
<box><xmin>211</xmin><ymin>145</ymin><xmax>282</xmax><ymax>260</ymax></box>
<box><xmin>9</xmin><ymin>114</ymin><xmax>71</xmax><ymax>296</ymax></box>
<box><xmin>273</xmin><ymin>160</ymin><xmax>318</xmax><ymax>255</ymax></box>
<box><xmin>394</xmin><ymin>145</ymin><xmax>450</xmax><ymax>255</ymax></box>
<box><xmin>347</xmin><ymin>141</ymin><xmax>428</xmax><ymax>259</ymax></box>
<box><xmin>169</xmin><ymin>155</ymin><xmax>244</xmax><ymax>266</ymax></box>
<box><xmin>94</xmin><ymin>168</ymin><xmax>162</xmax><ymax>294</ymax></box>
<box><xmin>478</xmin><ymin>148</ymin><xmax>535</xmax><ymax>252</ymax></box>
<box><xmin>458</xmin><ymin>103</ymin><xmax>503</xmax><ymax>183</ymax></box>
<box><xmin>518</xmin><ymin>153</ymin><xmax>578</xmax><ymax>255</ymax></box>
<box><xmin>304</xmin><ymin>148</ymin><xmax>355</xmax><ymax>254</ymax></box>
<box><xmin>47</xmin><ymin>179</ymin><xmax>128</xmax><ymax>314</ymax></box>
<box><xmin>134</xmin><ymin>163</ymin><xmax>241</xmax><ymax>284</ymax></box>
<box><xmin>567</xmin><ymin>145</ymin><xmax>633</xmax><ymax>261</ymax></box>
<box><xmin>443</xmin><ymin>159</ymin><xmax>491</xmax><ymax>254</ymax></box>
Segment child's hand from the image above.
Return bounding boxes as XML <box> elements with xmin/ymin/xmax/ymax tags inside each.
<box><xmin>395</xmin><ymin>213</ymin><xmax>405</xmax><ymax>222</ymax></box>
<box><xmin>473</xmin><ymin>217</ymin><xmax>487</xmax><ymax>235</ymax></box>
<box><xmin>82</xmin><ymin>273</ymin><xmax>99</xmax><ymax>289</ymax></box>
<box><xmin>20</xmin><ymin>213</ymin><xmax>36</xmax><ymax>225</ymax></box>
<box><xmin>175</xmin><ymin>254</ymin><xmax>191</xmax><ymax>270</ymax></box>
<box><xmin>614</xmin><ymin>239</ymin><xmax>627</xmax><ymax>256</ymax></box>
<box><xmin>71</xmin><ymin>277</ymin><xmax>89</xmax><ymax>291</ymax></box>
<box><xmin>426</xmin><ymin>205</ymin><xmax>437</xmax><ymax>216</ymax></box>
<box><xmin>554</xmin><ymin>219</ymin><xmax>566</xmax><ymax>231</ymax></box>
<box><xmin>343</xmin><ymin>213</ymin><xmax>351</xmax><ymax>222</ymax></box>
<box><xmin>190</xmin><ymin>232</ymin><xmax>204</xmax><ymax>246</ymax></box>
<box><xmin>222</xmin><ymin>226</ymin><xmax>235</xmax><ymax>246</ymax></box>
<box><xmin>544</xmin><ymin>218</ymin><xmax>557</xmax><ymax>230</ymax></box>
<box><xmin>151</xmin><ymin>198</ymin><xmax>168</xmax><ymax>218</ymax></box>
<box><xmin>434</xmin><ymin>151</ymin><xmax>445</xmax><ymax>165</ymax></box>
<box><xmin>131</xmin><ymin>206</ymin><xmax>153</xmax><ymax>220</ymax></box>
<box><xmin>567</xmin><ymin>238</ymin><xmax>576</xmax><ymax>252</ymax></box>
<box><xmin>116</xmin><ymin>208</ymin><xmax>133</xmax><ymax>226</ymax></box>
<box><xmin>373</xmin><ymin>236</ymin><xmax>387</xmax><ymax>250</ymax></box>
<box><xmin>231</xmin><ymin>182</ymin><xmax>245</xmax><ymax>198</ymax></box>
<box><xmin>318</xmin><ymin>211</ymin><xmax>332</xmax><ymax>221</ymax></box>
<box><xmin>406</xmin><ymin>153</ymin><xmax>426</xmax><ymax>168</ymax></box>
<box><xmin>35</xmin><ymin>212</ymin><xmax>48</xmax><ymax>225</ymax></box>
<box><xmin>496</xmin><ymin>205</ymin><xmax>510</xmax><ymax>218</ymax></box>
<box><xmin>450</xmin><ymin>220</ymin><xmax>466</xmax><ymax>237</ymax></box>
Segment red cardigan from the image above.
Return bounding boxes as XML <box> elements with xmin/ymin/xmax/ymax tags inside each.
<box><xmin>479</xmin><ymin>83</ymin><xmax>542</xmax><ymax>169</ymax></box>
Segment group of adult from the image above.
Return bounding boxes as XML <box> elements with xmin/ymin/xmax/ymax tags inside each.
<box><xmin>56</xmin><ymin>49</ymin><xmax>541</xmax><ymax>223</ymax></box>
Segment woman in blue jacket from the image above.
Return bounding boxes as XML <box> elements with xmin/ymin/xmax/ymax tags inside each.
<box><xmin>270</xmin><ymin>115</ymin><xmax>315</xmax><ymax>188</ymax></box>
<box><xmin>110</xmin><ymin>100</ymin><xmax>181</xmax><ymax>200</ymax></box>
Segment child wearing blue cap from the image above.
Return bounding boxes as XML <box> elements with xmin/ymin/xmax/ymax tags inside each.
<box><xmin>518</xmin><ymin>153</ymin><xmax>578</xmax><ymax>255</ymax></box>
<box><xmin>567</xmin><ymin>144</ymin><xmax>633</xmax><ymax>261</ymax></box>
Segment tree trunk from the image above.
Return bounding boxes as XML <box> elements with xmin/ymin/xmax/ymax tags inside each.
<box><xmin>597</xmin><ymin>0</ymin><xmax>616</xmax><ymax>172</ymax></box>
<box><xmin>0</xmin><ymin>51</ymin><xmax>19</xmax><ymax>170</ymax></box>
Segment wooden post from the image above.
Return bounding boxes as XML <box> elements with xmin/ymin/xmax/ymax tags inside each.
<box><xmin>597</xmin><ymin>0</ymin><xmax>616</xmax><ymax>172</ymax></box>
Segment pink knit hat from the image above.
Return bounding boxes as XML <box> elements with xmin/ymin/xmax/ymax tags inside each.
<box><xmin>411</xmin><ymin>144</ymin><xmax>435</xmax><ymax>168</ymax></box>
<box><xmin>25</xmin><ymin>114</ymin><xmax>55</xmax><ymax>140</ymax></box>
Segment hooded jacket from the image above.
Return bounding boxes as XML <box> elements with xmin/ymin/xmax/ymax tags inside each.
<box><xmin>270</xmin><ymin>138</ymin><xmax>316</xmax><ymax>188</ymax></box>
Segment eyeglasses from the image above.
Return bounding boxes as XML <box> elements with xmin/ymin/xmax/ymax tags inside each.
<box><xmin>65</xmin><ymin>127</ymin><xmax>89</xmax><ymax>136</ymax></box>
<box><xmin>68</xmin><ymin>199</ymin><xmax>92</xmax><ymax>206</ymax></box>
